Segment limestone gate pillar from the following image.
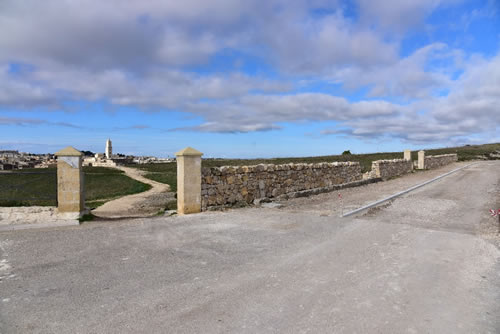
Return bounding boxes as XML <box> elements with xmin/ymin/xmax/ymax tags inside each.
<box><xmin>55</xmin><ymin>146</ymin><xmax>85</xmax><ymax>219</ymax></box>
<box><xmin>404</xmin><ymin>150</ymin><xmax>411</xmax><ymax>161</ymax></box>
<box><xmin>418</xmin><ymin>150</ymin><xmax>425</xmax><ymax>169</ymax></box>
<box><xmin>176</xmin><ymin>147</ymin><xmax>203</xmax><ymax>215</ymax></box>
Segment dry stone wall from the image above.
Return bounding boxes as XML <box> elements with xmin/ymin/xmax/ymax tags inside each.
<box><xmin>424</xmin><ymin>154</ymin><xmax>458</xmax><ymax>169</ymax></box>
<box><xmin>371</xmin><ymin>159</ymin><xmax>413</xmax><ymax>180</ymax></box>
<box><xmin>201</xmin><ymin>162</ymin><xmax>362</xmax><ymax>210</ymax></box>
<box><xmin>198</xmin><ymin>152</ymin><xmax>457</xmax><ymax>211</ymax></box>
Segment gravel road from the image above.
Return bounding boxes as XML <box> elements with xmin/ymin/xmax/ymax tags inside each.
<box><xmin>0</xmin><ymin>161</ymin><xmax>498</xmax><ymax>333</ymax></box>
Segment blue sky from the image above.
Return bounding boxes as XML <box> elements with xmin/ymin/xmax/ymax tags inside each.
<box><xmin>0</xmin><ymin>0</ymin><xmax>499</xmax><ymax>157</ymax></box>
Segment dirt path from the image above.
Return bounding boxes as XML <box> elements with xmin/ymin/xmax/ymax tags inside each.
<box><xmin>91</xmin><ymin>166</ymin><xmax>173</xmax><ymax>218</ymax></box>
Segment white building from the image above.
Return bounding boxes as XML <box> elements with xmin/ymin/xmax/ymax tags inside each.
<box><xmin>105</xmin><ymin>139</ymin><xmax>113</xmax><ymax>159</ymax></box>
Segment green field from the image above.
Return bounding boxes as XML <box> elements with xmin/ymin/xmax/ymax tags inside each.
<box><xmin>0</xmin><ymin>167</ymin><xmax>151</xmax><ymax>207</ymax></box>
<box><xmin>128</xmin><ymin>143</ymin><xmax>500</xmax><ymax>192</ymax></box>
<box><xmin>0</xmin><ymin>170</ymin><xmax>57</xmax><ymax>207</ymax></box>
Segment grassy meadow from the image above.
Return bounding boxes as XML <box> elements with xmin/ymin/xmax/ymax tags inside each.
<box><xmin>0</xmin><ymin>170</ymin><xmax>57</xmax><ymax>207</ymax></box>
<box><xmin>0</xmin><ymin>166</ymin><xmax>151</xmax><ymax>207</ymax></box>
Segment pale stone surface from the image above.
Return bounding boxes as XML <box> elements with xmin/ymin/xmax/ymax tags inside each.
<box><xmin>176</xmin><ymin>147</ymin><xmax>203</xmax><ymax>215</ymax></box>
<box><xmin>55</xmin><ymin>146</ymin><xmax>82</xmax><ymax>156</ymax></box>
<box><xmin>55</xmin><ymin>146</ymin><xmax>84</xmax><ymax>216</ymax></box>
<box><xmin>0</xmin><ymin>207</ymin><xmax>79</xmax><ymax>226</ymax></box>
<box><xmin>418</xmin><ymin>150</ymin><xmax>425</xmax><ymax>169</ymax></box>
<box><xmin>404</xmin><ymin>150</ymin><xmax>411</xmax><ymax>161</ymax></box>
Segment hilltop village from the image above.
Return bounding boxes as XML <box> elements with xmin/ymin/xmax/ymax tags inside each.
<box><xmin>0</xmin><ymin>139</ymin><xmax>173</xmax><ymax>170</ymax></box>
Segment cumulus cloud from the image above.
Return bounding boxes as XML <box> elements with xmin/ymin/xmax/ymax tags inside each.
<box><xmin>178</xmin><ymin>93</ymin><xmax>400</xmax><ymax>133</ymax></box>
<box><xmin>335</xmin><ymin>43</ymin><xmax>462</xmax><ymax>99</ymax></box>
<box><xmin>0</xmin><ymin>0</ymin><xmax>243</xmax><ymax>70</ymax></box>
<box><xmin>1</xmin><ymin>65</ymin><xmax>290</xmax><ymax>110</ymax></box>
<box><xmin>0</xmin><ymin>0</ymin><xmax>396</xmax><ymax>73</ymax></box>
<box><xmin>0</xmin><ymin>0</ymin><xmax>497</xmax><ymax>148</ymax></box>
<box><xmin>0</xmin><ymin>66</ymin><xmax>59</xmax><ymax>109</ymax></box>
<box><xmin>322</xmin><ymin>52</ymin><xmax>500</xmax><ymax>143</ymax></box>
<box><xmin>430</xmin><ymin>53</ymin><xmax>500</xmax><ymax>131</ymax></box>
<box><xmin>356</xmin><ymin>0</ymin><xmax>464</xmax><ymax>34</ymax></box>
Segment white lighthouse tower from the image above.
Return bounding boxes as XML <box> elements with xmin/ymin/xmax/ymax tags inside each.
<box><xmin>105</xmin><ymin>138</ymin><xmax>113</xmax><ymax>159</ymax></box>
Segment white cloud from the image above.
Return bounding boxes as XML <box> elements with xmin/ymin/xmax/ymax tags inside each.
<box><xmin>356</xmin><ymin>0</ymin><xmax>464</xmax><ymax>34</ymax></box>
<box><xmin>0</xmin><ymin>66</ymin><xmax>58</xmax><ymax>109</ymax></box>
<box><xmin>0</xmin><ymin>0</ymin><xmax>397</xmax><ymax>73</ymax></box>
<box><xmin>432</xmin><ymin>53</ymin><xmax>500</xmax><ymax>124</ymax></box>
<box><xmin>0</xmin><ymin>0</ymin><xmax>497</xmax><ymax>148</ymax></box>
<box><xmin>323</xmin><ymin>52</ymin><xmax>500</xmax><ymax>143</ymax></box>
<box><xmin>178</xmin><ymin>93</ymin><xmax>400</xmax><ymax>133</ymax></box>
<box><xmin>335</xmin><ymin>43</ymin><xmax>462</xmax><ymax>99</ymax></box>
<box><xmin>0</xmin><ymin>65</ymin><xmax>290</xmax><ymax>110</ymax></box>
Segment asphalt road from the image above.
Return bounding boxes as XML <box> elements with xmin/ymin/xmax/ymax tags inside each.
<box><xmin>0</xmin><ymin>161</ymin><xmax>499</xmax><ymax>333</ymax></box>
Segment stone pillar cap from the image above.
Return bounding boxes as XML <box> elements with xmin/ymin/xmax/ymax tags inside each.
<box><xmin>55</xmin><ymin>146</ymin><xmax>83</xmax><ymax>156</ymax></box>
<box><xmin>175</xmin><ymin>147</ymin><xmax>203</xmax><ymax>157</ymax></box>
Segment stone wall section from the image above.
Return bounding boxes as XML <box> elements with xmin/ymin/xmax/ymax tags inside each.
<box><xmin>199</xmin><ymin>153</ymin><xmax>458</xmax><ymax>211</ymax></box>
<box><xmin>371</xmin><ymin>159</ymin><xmax>413</xmax><ymax>180</ymax></box>
<box><xmin>201</xmin><ymin>162</ymin><xmax>362</xmax><ymax>210</ymax></box>
<box><xmin>424</xmin><ymin>154</ymin><xmax>458</xmax><ymax>169</ymax></box>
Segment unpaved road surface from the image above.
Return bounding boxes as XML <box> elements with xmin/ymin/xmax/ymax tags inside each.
<box><xmin>92</xmin><ymin>166</ymin><xmax>172</xmax><ymax>218</ymax></box>
<box><xmin>0</xmin><ymin>161</ymin><xmax>499</xmax><ymax>333</ymax></box>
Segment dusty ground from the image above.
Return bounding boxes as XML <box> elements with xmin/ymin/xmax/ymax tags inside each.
<box><xmin>0</xmin><ymin>161</ymin><xmax>499</xmax><ymax>333</ymax></box>
<box><xmin>91</xmin><ymin>166</ymin><xmax>175</xmax><ymax>219</ymax></box>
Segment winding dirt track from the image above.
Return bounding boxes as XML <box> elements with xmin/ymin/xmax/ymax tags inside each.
<box><xmin>91</xmin><ymin>166</ymin><xmax>170</xmax><ymax>219</ymax></box>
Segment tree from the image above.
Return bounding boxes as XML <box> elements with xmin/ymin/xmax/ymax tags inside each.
<box><xmin>342</xmin><ymin>150</ymin><xmax>351</xmax><ymax>155</ymax></box>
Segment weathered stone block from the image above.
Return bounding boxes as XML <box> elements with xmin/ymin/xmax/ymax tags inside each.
<box><xmin>176</xmin><ymin>147</ymin><xmax>203</xmax><ymax>215</ymax></box>
<box><xmin>55</xmin><ymin>146</ymin><xmax>84</xmax><ymax>217</ymax></box>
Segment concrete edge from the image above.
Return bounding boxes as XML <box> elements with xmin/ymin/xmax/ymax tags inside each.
<box><xmin>341</xmin><ymin>163</ymin><xmax>476</xmax><ymax>218</ymax></box>
<box><xmin>0</xmin><ymin>220</ymin><xmax>80</xmax><ymax>232</ymax></box>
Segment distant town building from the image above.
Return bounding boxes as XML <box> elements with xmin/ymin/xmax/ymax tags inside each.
<box><xmin>0</xmin><ymin>150</ymin><xmax>55</xmax><ymax>169</ymax></box>
<box><xmin>105</xmin><ymin>138</ymin><xmax>113</xmax><ymax>159</ymax></box>
<box><xmin>83</xmin><ymin>139</ymin><xmax>133</xmax><ymax>167</ymax></box>
<box><xmin>0</xmin><ymin>150</ymin><xmax>20</xmax><ymax>159</ymax></box>
<box><xmin>0</xmin><ymin>163</ymin><xmax>13</xmax><ymax>170</ymax></box>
